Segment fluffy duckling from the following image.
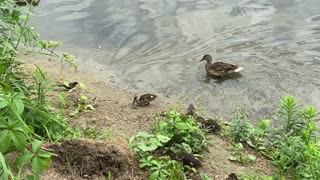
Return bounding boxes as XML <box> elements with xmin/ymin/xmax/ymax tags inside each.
<box><xmin>132</xmin><ymin>94</ymin><xmax>157</xmax><ymax>107</ymax></box>
<box><xmin>200</xmin><ymin>54</ymin><xmax>243</xmax><ymax>77</ymax></box>
<box><xmin>186</xmin><ymin>104</ymin><xmax>196</xmax><ymax>116</ymax></box>
<box><xmin>226</xmin><ymin>173</ymin><xmax>238</xmax><ymax>180</ymax></box>
<box><xmin>14</xmin><ymin>0</ymin><xmax>40</xmax><ymax>6</ymax></box>
<box><xmin>176</xmin><ymin>151</ymin><xmax>203</xmax><ymax>169</ymax></box>
<box><xmin>197</xmin><ymin>116</ymin><xmax>221</xmax><ymax>134</ymax></box>
<box><xmin>185</xmin><ymin>104</ymin><xmax>221</xmax><ymax>133</ymax></box>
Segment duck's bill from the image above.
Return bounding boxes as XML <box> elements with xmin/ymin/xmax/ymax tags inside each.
<box><xmin>199</xmin><ymin>58</ymin><xmax>205</xmax><ymax>62</ymax></box>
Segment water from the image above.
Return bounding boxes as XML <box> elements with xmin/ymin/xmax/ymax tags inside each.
<box><xmin>33</xmin><ymin>0</ymin><xmax>320</xmax><ymax>120</ymax></box>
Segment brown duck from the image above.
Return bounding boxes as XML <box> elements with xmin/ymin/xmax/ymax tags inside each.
<box><xmin>132</xmin><ymin>94</ymin><xmax>157</xmax><ymax>107</ymax></box>
<box><xmin>200</xmin><ymin>54</ymin><xmax>243</xmax><ymax>77</ymax></box>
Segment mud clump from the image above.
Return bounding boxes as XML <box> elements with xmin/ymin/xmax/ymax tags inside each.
<box><xmin>46</xmin><ymin>138</ymin><xmax>141</xmax><ymax>179</ymax></box>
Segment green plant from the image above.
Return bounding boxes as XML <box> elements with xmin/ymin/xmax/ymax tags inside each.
<box><xmin>129</xmin><ymin>108</ymin><xmax>209</xmax><ymax>179</ymax></box>
<box><xmin>226</xmin><ymin>109</ymin><xmax>255</xmax><ymax>144</ymax></box>
<box><xmin>228</xmin><ymin>143</ymin><xmax>256</xmax><ymax>165</ymax></box>
<box><xmin>0</xmin><ymin>0</ymin><xmax>78</xmax><ymax>178</ymax></box>
<box><xmin>69</xmin><ymin>94</ymin><xmax>95</xmax><ymax>117</ymax></box>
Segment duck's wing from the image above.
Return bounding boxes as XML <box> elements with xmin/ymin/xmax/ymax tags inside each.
<box><xmin>212</xmin><ymin>62</ymin><xmax>238</xmax><ymax>71</ymax></box>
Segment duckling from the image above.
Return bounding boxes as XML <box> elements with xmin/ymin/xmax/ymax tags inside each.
<box><xmin>132</xmin><ymin>94</ymin><xmax>157</xmax><ymax>107</ymax></box>
<box><xmin>200</xmin><ymin>54</ymin><xmax>243</xmax><ymax>77</ymax></box>
<box><xmin>196</xmin><ymin>116</ymin><xmax>221</xmax><ymax>134</ymax></box>
<box><xmin>186</xmin><ymin>104</ymin><xmax>196</xmax><ymax>116</ymax></box>
<box><xmin>185</xmin><ymin>104</ymin><xmax>221</xmax><ymax>133</ymax></box>
<box><xmin>226</xmin><ymin>173</ymin><xmax>238</xmax><ymax>180</ymax></box>
<box><xmin>176</xmin><ymin>151</ymin><xmax>203</xmax><ymax>169</ymax></box>
<box><xmin>14</xmin><ymin>0</ymin><xmax>40</xmax><ymax>6</ymax></box>
<box><xmin>62</xmin><ymin>82</ymin><xmax>78</xmax><ymax>90</ymax></box>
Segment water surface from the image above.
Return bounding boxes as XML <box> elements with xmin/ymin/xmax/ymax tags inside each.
<box><xmin>33</xmin><ymin>0</ymin><xmax>320</xmax><ymax>120</ymax></box>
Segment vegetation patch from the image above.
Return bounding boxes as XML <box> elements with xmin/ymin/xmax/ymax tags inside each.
<box><xmin>129</xmin><ymin>106</ymin><xmax>212</xmax><ymax>179</ymax></box>
<box><xmin>225</xmin><ymin>96</ymin><xmax>320</xmax><ymax>179</ymax></box>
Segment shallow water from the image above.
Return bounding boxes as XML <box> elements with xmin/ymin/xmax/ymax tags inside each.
<box><xmin>33</xmin><ymin>0</ymin><xmax>320</xmax><ymax>120</ymax></box>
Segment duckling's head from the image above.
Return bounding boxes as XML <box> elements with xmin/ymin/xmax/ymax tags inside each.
<box><xmin>200</xmin><ymin>54</ymin><xmax>212</xmax><ymax>62</ymax></box>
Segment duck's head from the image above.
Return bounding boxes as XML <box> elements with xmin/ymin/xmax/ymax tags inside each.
<box><xmin>200</xmin><ymin>54</ymin><xmax>212</xmax><ymax>62</ymax></box>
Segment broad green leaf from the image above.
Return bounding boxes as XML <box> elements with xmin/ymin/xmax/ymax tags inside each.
<box><xmin>0</xmin><ymin>97</ymin><xmax>7</xmax><ymax>108</ymax></box>
<box><xmin>138</xmin><ymin>143</ymin><xmax>158</xmax><ymax>152</ymax></box>
<box><xmin>15</xmin><ymin>153</ymin><xmax>34</xmax><ymax>167</ymax></box>
<box><xmin>150</xmin><ymin>170</ymin><xmax>160</xmax><ymax>180</ymax></box>
<box><xmin>13</xmin><ymin>98</ymin><xmax>24</xmax><ymax>115</ymax></box>
<box><xmin>0</xmin><ymin>83</ymin><xmax>11</xmax><ymax>94</ymax></box>
<box><xmin>175</xmin><ymin>122</ymin><xmax>190</xmax><ymax>130</ymax></box>
<box><xmin>32</xmin><ymin>156</ymin><xmax>50</xmax><ymax>174</ymax></box>
<box><xmin>32</xmin><ymin>140</ymin><xmax>44</xmax><ymax>153</ymax></box>
<box><xmin>0</xmin><ymin>130</ymin><xmax>11</xmax><ymax>153</ymax></box>
<box><xmin>181</xmin><ymin>143</ymin><xmax>192</xmax><ymax>153</ymax></box>
<box><xmin>136</xmin><ymin>132</ymin><xmax>152</xmax><ymax>138</ymax></box>
<box><xmin>248</xmin><ymin>154</ymin><xmax>256</xmax><ymax>161</ymax></box>
<box><xmin>0</xmin><ymin>152</ymin><xmax>10</xmax><ymax>180</ymax></box>
<box><xmin>11</xmin><ymin>9</ymin><xmax>22</xmax><ymax>22</ymax></box>
<box><xmin>228</xmin><ymin>155</ymin><xmax>238</xmax><ymax>161</ymax></box>
<box><xmin>11</xmin><ymin>131</ymin><xmax>27</xmax><ymax>152</ymax></box>
<box><xmin>0</xmin><ymin>64</ymin><xmax>5</xmax><ymax>75</ymax></box>
<box><xmin>0</xmin><ymin>118</ymin><xmax>9</xmax><ymax>128</ymax></box>
<box><xmin>156</xmin><ymin>134</ymin><xmax>170</xmax><ymax>143</ymax></box>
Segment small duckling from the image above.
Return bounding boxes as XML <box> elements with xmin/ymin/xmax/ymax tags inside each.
<box><xmin>202</xmin><ymin>119</ymin><xmax>221</xmax><ymax>133</ymax></box>
<box><xmin>132</xmin><ymin>94</ymin><xmax>157</xmax><ymax>107</ymax></box>
<box><xmin>62</xmin><ymin>82</ymin><xmax>78</xmax><ymax>90</ymax></box>
<box><xmin>176</xmin><ymin>151</ymin><xmax>203</xmax><ymax>169</ymax></box>
<box><xmin>196</xmin><ymin>116</ymin><xmax>221</xmax><ymax>133</ymax></box>
<box><xmin>226</xmin><ymin>173</ymin><xmax>238</xmax><ymax>180</ymax></box>
<box><xmin>186</xmin><ymin>104</ymin><xmax>196</xmax><ymax>116</ymax></box>
<box><xmin>14</xmin><ymin>0</ymin><xmax>40</xmax><ymax>6</ymax></box>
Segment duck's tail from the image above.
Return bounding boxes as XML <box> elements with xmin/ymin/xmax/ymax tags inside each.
<box><xmin>234</xmin><ymin>66</ymin><xmax>244</xmax><ymax>72</ymax></box>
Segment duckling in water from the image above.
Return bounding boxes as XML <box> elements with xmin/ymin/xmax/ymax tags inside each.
<box><xmin>176</xmin><ymin>151</ymin><xmax>203</xmax><ymax>169</ymax></box>
<box><xmin>200</xmin><ymin>54</ymin><xmax>243</xmax><ymax>77</ymax></box>
<box><xmin>62</xmin><ymin>82</ymin><xmax>78</xmax><ymax>90</ymax></box>
<box><xmin>132</xmin><ymin>94</ymin><xmax>157</xmax><ymax>107</ymax></box>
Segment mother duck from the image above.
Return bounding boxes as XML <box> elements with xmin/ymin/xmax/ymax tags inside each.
<box><xmin>200</xmin><ymin>54</ymin><xmax>243</xmax><ymax>77</ymax></box>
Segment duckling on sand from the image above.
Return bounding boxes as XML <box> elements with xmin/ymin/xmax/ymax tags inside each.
<box><xmin>132</xmin><ymin>94</ymin><xmax>157</xmax><ymax>108</ymax></box>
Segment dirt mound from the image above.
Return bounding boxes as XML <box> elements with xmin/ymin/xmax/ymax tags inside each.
<box><xmin>45</xmin><ymin>138</ymin><xmax>144</xmax><ymax>179</ymax></box>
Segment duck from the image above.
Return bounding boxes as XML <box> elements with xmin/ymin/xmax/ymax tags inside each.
<box><xmin>132</xmin><ymin>94</ymin><xmax>157</xmax><ymax>107</ymax></box>
<box><xmin>200</xmin><ymin>54</ymin><xmax>243</xmax><ymax>77</ymax></box>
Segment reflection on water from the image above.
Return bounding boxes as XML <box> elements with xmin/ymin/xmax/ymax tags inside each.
<box><xmin>34</xmin><ymin>0</ymin><xmax>320</xmax><ymax>120</ymax></box>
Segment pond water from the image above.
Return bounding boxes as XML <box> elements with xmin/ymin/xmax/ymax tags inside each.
<box><xmin>33</xmin><ymin>0</ymin><xmax>320</xmax><ymax>121</ymax></box>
